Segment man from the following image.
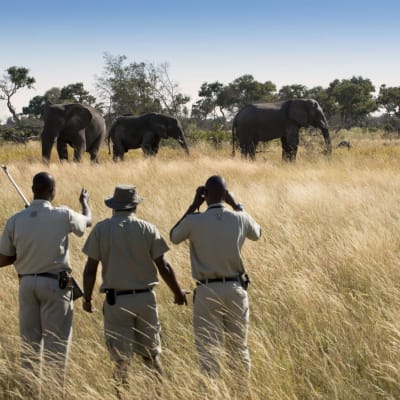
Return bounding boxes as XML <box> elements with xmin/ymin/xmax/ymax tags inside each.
<box><xmin>82</xmin><ymin>185</ymin><xmax>187</xmax><ymax>392</ymax></box>
<box><xmin>0</xmin><ymin>171</ymin><xmax>92</xmax><ymax>388</ymax></box>
<box><xmin>170</xmin><ymin>175</ymin><xmax>261</xmax><ymax>376</ymax></box>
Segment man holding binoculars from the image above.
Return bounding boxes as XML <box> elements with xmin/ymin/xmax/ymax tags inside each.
<box><xmin>170</xmin><ymin>175</ymin><xmax>261</xmax><ymax>377</ymax></box>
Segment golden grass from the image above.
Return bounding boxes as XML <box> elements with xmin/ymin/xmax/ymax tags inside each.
<box><xmin>0</xmin><ymin>139</ymin><xmax>400</xmax><ymax>399</ymax></box>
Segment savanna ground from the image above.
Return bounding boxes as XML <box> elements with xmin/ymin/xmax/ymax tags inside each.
<box><xmin>0</xmin><ymin>130</ymin><xmax>399</xmax><ymax>399</ymax></box>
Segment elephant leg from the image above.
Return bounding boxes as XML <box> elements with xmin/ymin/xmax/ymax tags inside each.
<box><xmin>73</xmin><ymin>147</ymin><xmax>85</xmax><ymax>162</ymax></box>
<box><xmin>56</xmin><ymin>140</ymin><xmax>69</xmax><ymax>161</ymax></box>
<box><xmin>240</xmin><ymin>142</ymin><xmax>256</xmax><ymax>160</ymax></box>
<box><xmin>112</xmin><ymin>145</ymin><xmax>124</xmax><ymax>161</ymax></box>
<box><xmin>88</xmin><ymin>136</ymin><xmax>102</xmax><ymax>163</ymax></box>
<box><xmin>281</xmin><ymin>132</ymin><xmax>299</xmax><ymax>162</ymax></box>
<box><xmin>240</xmin><ymin>143</ymin><xmax>257</xmax><ymax>160</ymax></box>
<box><xmin>71</xmin><ymin>131</ymin><xmax>86</xmax><ymax>162</ymax></box>
<box><xmin>142</xmin><ymin>144</ymin><xmax>157</xmax><ymax>156</ymax></box>
<box><xmin>248</xmin><ymin>142</ymin><xmax>257</xmax><ymax>160</ymax></box>
<box><xmin>150</xmin><ymin>138</ymin><xmax>160</xmax><ymax>155</ymax></box>
<box><xmin>141</xmin><ymin>131</ymin><xmax>157</xmax><ymax>156</ymax></box>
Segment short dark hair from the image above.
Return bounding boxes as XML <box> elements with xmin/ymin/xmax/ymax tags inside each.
<box><xmin>205</xmin><ymin>175</ymin><xmax>226</xmax><ymax>199</ymax></box>
<box><xmin>32</xmin><ymin>172</ymin><xmax>55</xmax><ymax>195</ymax></box>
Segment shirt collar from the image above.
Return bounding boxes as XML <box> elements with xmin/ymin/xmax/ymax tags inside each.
<box><xmin>30</xmin><ymin>199</ymin><xmax>52</xmax><ymax>208</ymax></box>
<box><xmin>207</xmin><ymin>202</ymin><xmax>225</xmax><ymax>210</ymax></box>
<box><xmin>113</xmin><ymin>210</ymin><xmax>136</xmax><ymax>217</ymax></box>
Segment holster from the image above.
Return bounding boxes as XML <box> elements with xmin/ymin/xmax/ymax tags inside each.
<box><xmin>58</xmin><ymin>271</ymin><xmax>84</xmax><ymax>301</ymax></box>
<box><xmin>239</xmin><ymin>272</ymin><xmax>250</xmax><ymax>290</ymax></box>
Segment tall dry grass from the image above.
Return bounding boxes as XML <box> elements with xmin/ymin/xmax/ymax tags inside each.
<box><xmin>0</xmin><ymin>139</ymin><xmax>399</xmax><ymax>399</ymax></box>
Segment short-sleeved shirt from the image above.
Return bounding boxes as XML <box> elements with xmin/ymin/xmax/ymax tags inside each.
<box><xmin>82</xmin><ymin>210</ymin><xmax>169</xmax><ymax>291</ymax></box>
<box><xmin>170</xmin><ymin>203</ymin><xmax>261</xmax><ymax>281</ymax></box>
<box><xmin>0</xmin><ymin>199</ymin><xmax>87</xmax><ymax>275</ymax></box>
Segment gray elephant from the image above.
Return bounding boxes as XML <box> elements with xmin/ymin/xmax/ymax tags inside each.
<box><xmin>41</xmin><ymin>102</ymin><xmax>106</xmax><ymax>163</ymax></box>
<box><xmin>232</xmin><ymin>99</ymin><xmax>332</xmax><ymax>161</ymax></box>
<box><xmin>108</xmin><ymin>113</ymin><xmax>189</xmax><ymax>160</ymax></box>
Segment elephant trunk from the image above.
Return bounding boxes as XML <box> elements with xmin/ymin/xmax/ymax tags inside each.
<box><xmin>318</xmin><ymin>113</ymin><xmax>331</xmax><ymax>155</ymax></box>
<box><xmin>180</xmin><ymin>136</ymin><xmax>189</xmax><ymax>155</ymax></box>
<box><xmin>321</xmin><ymin>128</ymin><xmax>332</xmax><ymax>155</ymax></box>
<box><xmin>177</xmin><ymin>130</ymin><xmax>189</xmax><ymax>154</ymax></box>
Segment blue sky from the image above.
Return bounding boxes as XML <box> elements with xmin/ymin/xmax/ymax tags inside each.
<box><xmin>1</xmin><ymin>0</ymin><xmax>399</xmax><ymax>120</ymax></box>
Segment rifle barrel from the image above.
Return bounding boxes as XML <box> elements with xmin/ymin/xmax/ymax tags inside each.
<box><xmin>1</xmin><ymin>165</ymin><xmax>30</xmax><ymax>207</ymax></box>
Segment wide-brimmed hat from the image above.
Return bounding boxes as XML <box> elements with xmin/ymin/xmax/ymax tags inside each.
<box><xmin>104</xmin><ymin>185</ymin><xmax>143</xmax><ymax>209</ymax></box>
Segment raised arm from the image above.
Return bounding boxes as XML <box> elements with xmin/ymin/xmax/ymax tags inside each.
<box><xmin>79</xmin><ymin>188</ymin><xmax>92</xmax><ymax>227</ymax></box>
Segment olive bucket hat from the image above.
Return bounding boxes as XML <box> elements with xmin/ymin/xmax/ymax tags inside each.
<box><xmin>104</xmin><ymin>185</ymin><xmax>143</xmax><ymax>209</ymax></box>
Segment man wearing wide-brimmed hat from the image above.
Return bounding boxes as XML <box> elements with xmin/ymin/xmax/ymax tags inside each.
<box><xmin>82</xmin><ymin>185</ymin><xmax>187</xmax><ymax>393</ymax></box>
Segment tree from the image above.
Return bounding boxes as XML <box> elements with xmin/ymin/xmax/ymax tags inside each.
<box><xmin>60</xmin><ymin>83</ymin><xmax>96</xmax><ymax>105</ymax></box>
<box><xmin>278</xmin><ymin>84</ymin><xmax>308</xmax><ymax>100</ymax></box>
<box><xmin>95</xmin><ymin>53</ymin><xmax>190</xmax><ymax>122</ymax></box>
<box><xmin>23</xmin><ymin>83</ymin><xmax>96</xmax><ymax>119</ymax></box>
<box><xmin>22</xmin><ymin>87</ymin><xmax>61</xmax><ymax>118</ymax></box>
<box><xmin>328</xmin><ymin>76</ymin><xmax>378</xmax><ymax>128</ymax></box>
<box><xmin>146</xmin><ymin>62</ymin><xmax>190</xmax><ymax>118</ymax></box>
<box><xmin>377</xmin><ymin>85</ymin><xmax>400</xmax><ymax>116</ymax></box>
<box><xmin>191</xmin><ymin>82</ymin><xmax>225</xmax><ymax>121</ymax></box>
<box><xmin>227</xmin><ymin>75</ymin><xmax>276</xmax><ymax>108</ymax></box>
<box><xmin>0</xmin><ymin>66</ymin><xmax>35</xmax><ymax>126</ymax></box>
<box><xmin>191</xmin><ymin>76</ymin><xmax>277</xmax><ymax>125</ymax></box>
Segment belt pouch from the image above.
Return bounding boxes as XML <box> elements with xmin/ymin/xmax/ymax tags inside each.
<box><xmin>105</xmin><ymin>289</ymin><xmax>116</xmax><ymax>306</ymax></box>
<box><xmin>59</xmin><ymin>271</ymin><xmax>68</xmax><ymax>289</ymax></box>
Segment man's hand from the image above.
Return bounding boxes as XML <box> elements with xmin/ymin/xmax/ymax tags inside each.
<box><xmin>225</xmin><ymin>190</ymin><xmax>243</xmax><ymax>211</ymax></box>
<box><xmin>79</xmin><ymin>188</ymin><xmax>89</xmax><ymax>205</ymax></box>
<box><xmin>174</xmin><ymin>289</ymin><xmax>189</xmax><ymax>306</ymax></box>
<box><xmin>191</xmin><ymin>186</ymin><xmax>206</xmax><ymax>210</ymax></box>
<box><xmin>82</xmin><ymin>299</ymin><xmax>94</xmax><ymax>313</ymax></box>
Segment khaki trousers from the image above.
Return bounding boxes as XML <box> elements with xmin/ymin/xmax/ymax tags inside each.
<box><xmin>103</xmin><ymin>290</ymin><xmax>161</xmax><ymax>362</ymax></box>
<box><xmin>193</xmin><ymin>281</ymin><xmax>250</xmax><ymax>376</ymax></box>
<box><xmin>19</xmin><ymin>275</ymin><xmax>73</xmax><ymax>386</ymax></box>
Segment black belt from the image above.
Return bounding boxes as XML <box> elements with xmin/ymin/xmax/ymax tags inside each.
<box><xmin>197</xmin><ymin>276</ymin><xmax>239</xmax><ymax>285</ymax></box>
<box><xmin>116</xmin><ymin>288</ymin><xmax>153</xmax><ymax>296</ymax></box>
<box><xmin>18</xmin><ymin>272</ymin><xmax>58</xmax><ymax>280</ymax></box>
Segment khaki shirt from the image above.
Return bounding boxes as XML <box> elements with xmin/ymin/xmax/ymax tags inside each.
<box><xmin>0</xmin><ymin>200</ymin><xmax>87</xmax><ymax>275</ymax></box>
<box><xmin>170</xmin><ymin>203</ymin><xmax>261</xmax><ymax>281</ymax></box>
<box><xmin>82</xmin><ymin>211</ymin><xmax>169</xmax><ymax>291</ymax></box>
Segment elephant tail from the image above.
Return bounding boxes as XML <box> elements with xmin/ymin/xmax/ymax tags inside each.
<box><xmin>107</xmin><ymin>126</ymin><xmax>113</xmax><ymax>155</ymax></box>
<box><xmin>231</xmin><ymin>116</ymin><xmax>237</xmax><ymax>157</ymax></box>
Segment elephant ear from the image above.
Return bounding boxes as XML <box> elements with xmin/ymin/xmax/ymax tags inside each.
<box><xmin>288</xmin><ymin>100</ymin><xmax>309</xmax><ymax>127</ymax></box>
<box><xmin>65</xmin><ymin>104</ymin><xmax>92</xmax><ymax>131</ymax></box>
<box><xmin>150</xmin><ymin>114</ymin><xmax>168</xmax><ymax>138</ymax></box>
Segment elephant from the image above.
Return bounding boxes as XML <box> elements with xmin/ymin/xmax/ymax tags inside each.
<box><xmin>232</xmin><ymin>99</ymin><xmax>332</xmax><ymax>161</ymax></box>
<box><xmin>41</xmin><ymin>102</ymin><xmax>107</xmax><ymax>163</ymax></box>
<box><xmin>108</xmin><ymin>113</ymin><xmax>189</xmax><ymax>160</ymax></box>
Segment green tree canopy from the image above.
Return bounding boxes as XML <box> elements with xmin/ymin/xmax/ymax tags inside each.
<box><xmin>328</xmin><ymin>76</ymin><xmax>378</xmax><ymax>127</ymax></box>
<box><xmin>23</xmin><ymin>83</ymin><xmax>96</xmax><ymax>118</ymax></box>
<box><xmin>227</xmin><ymin>75</ymin><xmax>276</xmax><ymax>107</ymax></box>
<box><xmin>278</xmin><ymin>84</ymin><xmax>308</xmax><ymax>100</ymax></box>
<box><xmin>0</xmin><ymin>66</ymin><xmax>35</xmax><ymax>125</ymax></box>
<box><xmin>192</xmin><ymin>75</ymin><xmax>277</xmax><ymax>124</ymax></box>
<box><xmin>377</xmin><ymin>85</ymin><xmax>400</xmax><ymax>116</ymax></box>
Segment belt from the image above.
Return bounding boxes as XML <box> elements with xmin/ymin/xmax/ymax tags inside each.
<box><xmin>196</xmin><ymin>276</ymin><xmax>239</xmax><ymax>285</ymax></box>
<box><xmin>18</xmin><ymin>272</ymin><xmax>58</xmax><ymax>280</ymax></box>
<box><xmin>115</xmin><ymin>288</ymin><xmax>153</xmax><ymax>296</ymax></box>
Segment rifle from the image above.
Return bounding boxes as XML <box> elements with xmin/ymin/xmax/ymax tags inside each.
<box><xmin>1</xmin><ymin>165</ymin><xmax>30</xmax><ymax>207</ymax></box>
<box><xmin>1</xmin><ymin>165</ymin><xmax>85</xmax><ymax>301</ymax></box>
